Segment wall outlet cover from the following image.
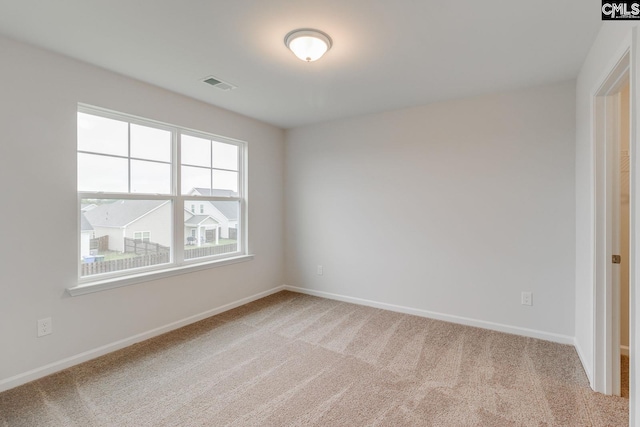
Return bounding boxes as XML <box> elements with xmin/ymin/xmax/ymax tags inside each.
<box><xmin>37</xmin><ymin>317</ymin><xmax>52</xmax><ymax>337</ymax></box>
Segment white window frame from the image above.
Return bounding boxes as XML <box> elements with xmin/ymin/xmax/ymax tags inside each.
<box><xmin>133</xmin><ymin>231</ymin><xmax>151</xmax><ymax>243</ymax></box>
<box><xmin>72</xmin><ymin>104</ymin><xmax>251</xmax><ymax>296</ymax></box>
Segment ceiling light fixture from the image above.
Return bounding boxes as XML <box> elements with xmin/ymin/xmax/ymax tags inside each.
<box><xmin>284</xmin><ymin>29</ymin><xmax>332</xmax><ymax>62</ymax></box>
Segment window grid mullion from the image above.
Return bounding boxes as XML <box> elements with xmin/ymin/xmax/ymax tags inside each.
<box><xmin>210</xmin><ymin>140</ymin><xmax>214</xmax><ymax>192</ymax></box>
<box><xmin>127</xmin><ymin>123</ymin><xmax>132</xmax><ymax>193</ymax></box>
<box><xmin>174</xmin><ymin>130</ymin><xmax>184</xmax><ymax>266</ymax></box>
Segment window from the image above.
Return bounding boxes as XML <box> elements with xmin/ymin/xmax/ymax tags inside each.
<box><xmin>78</xmin><ymin>105</ymin><xmax>246</xmax><ymax>283</ymax></box>
<box><xmin>133</xmin><ymin>231</ymin><xmax>151</xmax><ymax>243</ymax></box>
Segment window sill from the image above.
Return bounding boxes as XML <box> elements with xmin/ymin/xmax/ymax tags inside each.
<box><xmin>67</xmin><ymin>254</ymin><xmax>254</xmax><ymax>297</ymax></box>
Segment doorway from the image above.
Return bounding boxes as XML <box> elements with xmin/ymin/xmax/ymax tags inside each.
<box><xmin>592</xmin><ymin>49</ymin><xmax>631</xmax><ymax>398</ymax></box>
<box><xmin>619</xmin><ymin>78</ymin><xmax>631</xmax><ymax>398</ymax></box>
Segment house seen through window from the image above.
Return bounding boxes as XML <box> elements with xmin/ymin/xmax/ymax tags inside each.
<box><xmin>78</xmin><ymin>106</ymin><xmax>245</xmax><ymax>280</ymax></box>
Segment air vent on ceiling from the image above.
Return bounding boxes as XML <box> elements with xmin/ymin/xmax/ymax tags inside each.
<box><xmin>202</xmin><ymin>75</ymin><xmax>236</xmax><ymax>91</ymax></box>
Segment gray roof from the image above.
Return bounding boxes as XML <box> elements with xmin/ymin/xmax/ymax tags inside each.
<box><xmin>191</xmin><ymin>188</ymin><xmax>239</xmax><ymax>220</ymax></box>
<box><xmin>184</xmin><ymin>215</ymin><xmax>217</xmax><ymax>225</ymax></box>
<box><xmin>80</xmin><ymin>213</ymin><xmax>94</xmax><ymax>231</ymax></box>
<box><xmin>83</xmin><ymin>200</ymin><xmax>168</xmax><ymax>228</ymax></box>
<box><xmin>211</xmin><ymin>201</ymin><xmax>238</xmax><ymax>221</ymax></box>
<box><xmin>192</xmin><ymin>188</ymin><xmax>238</xmax><ymax>197</ymax></box>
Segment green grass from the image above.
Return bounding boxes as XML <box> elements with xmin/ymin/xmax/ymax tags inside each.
<box><xmin>96</xmin><ymin>251</ymin><xmax>139</xmax><ymax>261</ymax></box>
<box><xmin>184</xmin><ymin>239</ymin><xmax>237</xmax><ymax>250</ymax></box>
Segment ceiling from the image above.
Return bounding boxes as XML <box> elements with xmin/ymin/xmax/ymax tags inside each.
<box><xmin>0</xmin><ymin>0</ymin><xmax>602</xmax><ymax>129</ymax></box>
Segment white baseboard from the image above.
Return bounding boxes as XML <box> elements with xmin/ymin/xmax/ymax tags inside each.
<box><xmin>283</xmin><ymin>285</ymin><xmax>575</xmax><ymax>345</ymax></box>
<box><xmin>0</xmin><ymin>285</ymin><xmax>286</xmax><ymax>393</ymax></box>
<box><xmin>621</xmin><ymin>345</ymin><xmax>630</xmax><ymax>356</ymax></box>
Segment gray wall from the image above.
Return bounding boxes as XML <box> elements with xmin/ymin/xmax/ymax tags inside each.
<box><xmin>285</xmin><ymin>81</ymin><xmax>576</xmax><ymax>340</ymax></box>
<box><xmin>0</xmin><ymin>35</ymin><xmax>285</xmax><ymax>387</ymax></box>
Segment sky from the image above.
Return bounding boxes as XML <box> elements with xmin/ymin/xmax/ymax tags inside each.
<box><xmin>77</xmin><ymin>112</ymin><xmax>239</xmax><ymax>195</ymax></box>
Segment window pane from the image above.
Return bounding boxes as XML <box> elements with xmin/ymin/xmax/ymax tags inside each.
<box><xmin>212</xmin><ymin>141</ymin><xmax>238</xmax><ymax>171</ymax></box>
<box><xmin>78</xmin><ymin>153</ymin><xmax>128</xmax><ymax>192</ymax></box>
<box><xmin>131</xmin><ymin>124</ymin><xmax>171</xmax><ymax>162</ymax></box>
<box><xmin>80</xmin><ymin>199</ymin><xmax>172</xmax><ymax>277</ymax></box>
<box><xmin>181</xmin><ymin>165</ymin><xmax>211</xmax><ymax>195</ymax></box>
<box><xmin>78</xmin><ymin>112</ymin><xmax>128</xmax><ymax>156</ymax></box>
<box><xmin>133</xmin><ymin>231</ymin><xmax>150</xmax><ymax>242</ymax></box>
<box><xmin>213</xmin><ymin>170</ymin><xmax>238</xmax><ymax>194</ymax></box>
<box><xmin>183</xmin><ymin>200</ymin><xmax>239</xmax><ymax>260</ymax></box>
<box><xmin>181</xmin><ymin>134</ymin><xmax>210</xmax><ymax>167</ymax></box>
<box><xmin>131</xmin><ymin>160</ymin><xmax>171</xmax><ymax>194</ymax></box>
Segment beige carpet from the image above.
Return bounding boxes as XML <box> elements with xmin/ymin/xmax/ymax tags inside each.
<box><xmin>0</xmin><ymin>291</ymin><xmax>629</xmax><ymax>426</ymax></box>
<box><xmin>622</xmin><ymin>355</ymin><xmax>629</xmax><ymax>399</ymax></box>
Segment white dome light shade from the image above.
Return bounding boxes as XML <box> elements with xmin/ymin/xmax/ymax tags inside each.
<box><xmin>285</xmin><ymin>29</ymin><xmax>332</xmax><ymax>62</ymax></box>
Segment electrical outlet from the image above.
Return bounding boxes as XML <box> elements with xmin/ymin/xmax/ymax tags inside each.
<box><xmin>521</xmin><ymin>292</ymin><xmax>533</xmax><ymax>306</ymax></box>
<box><xmin>317</xmin><ymin>265</ymin><xmax>323</xmax><ymax>275</ymax></box>
<box><xmin>37</xmin><ymin>317</ymin><xmax>52</xmax><ymax>337</ymax></box>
